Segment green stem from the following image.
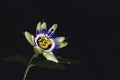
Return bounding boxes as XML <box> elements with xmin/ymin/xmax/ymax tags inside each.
<box><xmin>23</xmin><ymin>53</ymin><xmax>38</xmax><ymax>80</ymax></box>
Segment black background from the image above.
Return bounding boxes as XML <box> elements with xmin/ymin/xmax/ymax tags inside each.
<box><xmin>0</xmin><ymin>0</ymin><xmax>119</xmax><ymax>80</ymax></box>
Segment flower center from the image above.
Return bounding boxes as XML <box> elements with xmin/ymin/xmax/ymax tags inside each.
<box><xmin>37</xmin><ymin>35</ymin><xmax>52</xmax><ymax>50</ymax></box>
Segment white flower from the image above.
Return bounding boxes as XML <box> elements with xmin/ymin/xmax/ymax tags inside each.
<box><xmin>24</xmin><ymin>22</ymin><xmax>68</xmax><ymax>63</ymax></box>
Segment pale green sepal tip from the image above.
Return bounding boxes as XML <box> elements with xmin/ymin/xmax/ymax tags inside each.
<box><xmin>55</xmin><ymin>37</ymin><xmax>65</xmax><ymax>42</ymax></box>
<box><xmin>43</xmin><ymin>52</ymin><xmax>58</xmax><ymax>63</ymax></box>
<box><xmin>36</xmin><ymin>22</ymin><xmax>41</xmax><ymax>31</ymax></box>
<box><xmin>49</xmin><ymin>24</ymin><xmax>58</xmax><ymax>31</ymax></box>
<box><xmin>59</xmin><ymin>42</ymin><xmax>68</xmax><ymax>49</ymax></box>
<box><xmin>48</xmin><ymin>24</ymin><xmax>58</xmax><ymax>34</ymax></box>
<box><xmin>24</xmin><ymin>31</ymin><xmax>34</xmax><ymax>46</ymax></box>
<box><xmin>33</xmin><ymin>46</ymin><xmax>42</xmax><ymax>54</ymax></box>
<box><xmin>41</xmin><ymin>22</ymin><xmax>47</xmax><ymax>30</ymax></box>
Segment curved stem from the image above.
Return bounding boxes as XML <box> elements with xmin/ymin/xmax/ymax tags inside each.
<box><xmin>23</xmin><ymin>53</ymin><xmax>38</xmax><ymax>80</ymax></box>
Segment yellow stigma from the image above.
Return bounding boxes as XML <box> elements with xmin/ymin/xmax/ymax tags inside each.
<box><xmin>37</xmin><ymin>35</ymin><xmax>52</xmax><ymax>49</ymax></box>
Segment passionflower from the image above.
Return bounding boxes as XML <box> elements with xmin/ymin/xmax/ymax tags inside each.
<box><xmin>24</xmin><ymin>22</ymin><xmax>68</xmax><ymax>63</ymax></box>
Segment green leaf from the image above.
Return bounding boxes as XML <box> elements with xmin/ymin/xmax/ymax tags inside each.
<box><xmin>57</xmin><ymin>56</ymin><xmax>81</xmax><ymax>64</ymax></box>
<box><xmin>4</xmin><ymin>55</ymin><xmax>65</xmax><ymax>70</ymax></box>
<box><xmin>4</xmin><ymin>55</ymin><xmax>80</xmax><ymax>69</ymax></box>
<box><xmin>3</xmin><ymin>55</ymin><xmax>29</xmax><ymax>65</ymax></box>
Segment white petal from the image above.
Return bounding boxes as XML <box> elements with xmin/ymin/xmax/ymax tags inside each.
<box><xmin>43</xmin><ymin>52</ymin><xmax>58</xmax><ymax>63</ymax></box>
<box><xmin>36</xmin><ymin>22</ymin><xmax>41</xmax><ymax>32</ymax></box>
<box><xmin>58</xmin><ymin>42</ymin><xmax>68</xmax><ymax>49</ymax></box>
<box><xmin>41</xmin><ymin>22</ymin><xmax>47</xmax><ymax>32</ymax></box>
<box><xmin>47</xmin><ymin>24</ymin><xmax>57</xmax><ymax>36</ymax></box>
<box><xmin>24</xmin><ymin>31</ymin><xmax>34</xmax><ymax>46</ymax></box>
<box><xmin>54</xmin><ymin>37</ymin><xmax>65</xmax><ymax>43</ymax></box>
<box><xmin>33</xmin><ymin>46</ymin><xmax>42</xmax><ymax>54</ymax></box>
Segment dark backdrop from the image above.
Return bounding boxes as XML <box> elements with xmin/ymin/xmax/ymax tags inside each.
<box><xmin>0</xmin><ymin>0</ymin><xmax>119</xmax><ymax>80</ymax></box>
